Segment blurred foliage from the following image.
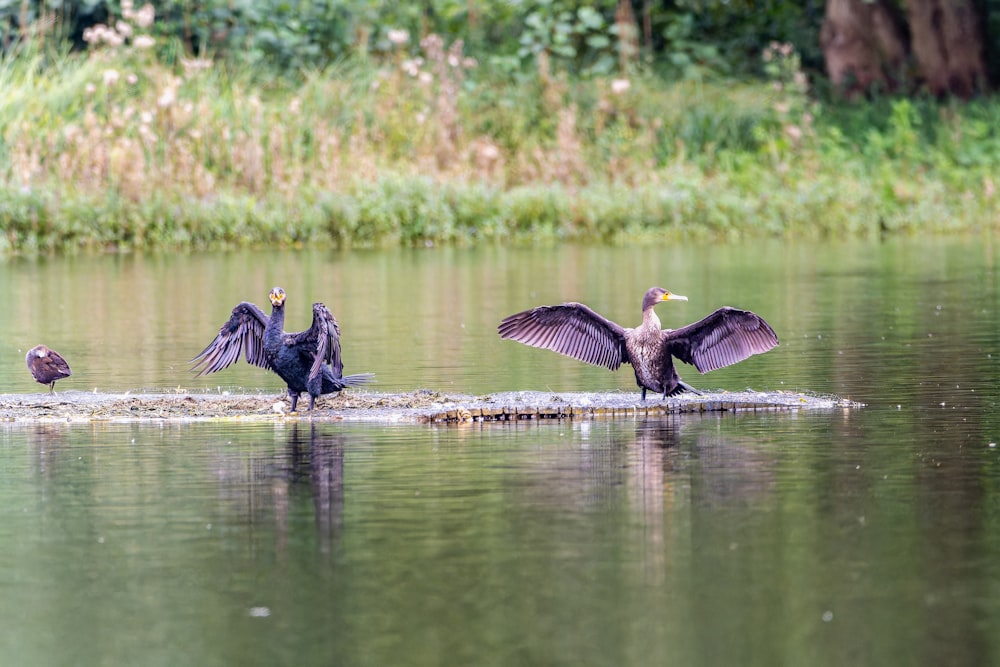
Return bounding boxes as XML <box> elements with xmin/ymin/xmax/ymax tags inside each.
<box><xmin>2</xmin><ymin>1</ymin><xmax>1000</xmax><ymax>252</ymax></box>
<box><xmin>0</xmin><ymin>0</ymin><xmax>825</xmax><ymax>80</ymax></box>
<box><xmin>2</xmin><ymin>33</ymin><xmax>1000</xmax><ymax>253</ymax></box>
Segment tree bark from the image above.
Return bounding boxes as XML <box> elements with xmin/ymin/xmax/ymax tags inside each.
<box><xmin>906</xmin><ymin>0</ymin><xmax>986</xmax><ymax>98</ymax></box>
<box><xmin>821</xmin><ymin>0</ymin><xmax>989</xmax><ymax>98</ymax></box>
<box><xmin>820</xmin><ymin>0</ymin><xmax>908</xmax><ymax>96</ymax></box>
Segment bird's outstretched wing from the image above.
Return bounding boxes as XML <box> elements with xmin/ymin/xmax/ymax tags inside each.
<box><xmin>288</xmin><ymin>302</ymin><xmax>343</xmax><ymax>381</ymax></box>
<box><xmin>190</xmin><ymin>302</ymin><xmax>272</xmax><ymax>377</ymax></box>
<box><xmin>498</xmin><ymin>302</ymin><xmax>628</xmax><ymax>370</ymax></box>
<box><xmin>664</xmin><ymin>307</ymin><xmax>779</xmax><ymax>374</ymax></box>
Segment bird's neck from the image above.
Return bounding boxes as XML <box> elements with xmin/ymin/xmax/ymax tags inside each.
<box><xmin>641</xmin><ymin>306</ymin><xmax>661</xmax><ymax>331</ymax></box>
<box><xmin>266</xmin><ymin>305</ymin><xmax>286</xmax><ymax>342</ymax></box>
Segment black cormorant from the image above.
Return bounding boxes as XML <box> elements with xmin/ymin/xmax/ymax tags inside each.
<box><xmin>191</xmin><ymin>287</ymin><xmax>373</xmax><ymax>411</ymax></box>
<box><xmin>498</xmin><ymin>286</ymin><xmax>778</xmax><ymax>399</ymax></box>
<box><xmin>26</xmin><ymin>345</ymin><xmax>72</xmax><ymax>393</ymax></box>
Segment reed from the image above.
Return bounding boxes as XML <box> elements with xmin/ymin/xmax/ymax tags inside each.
<box><xmin>2</xmin><ymin>29</ymin><xmax>999</xmax><ymax>253</ymax></box>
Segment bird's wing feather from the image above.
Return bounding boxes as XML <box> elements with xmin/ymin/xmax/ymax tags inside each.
<box><xmin>498</xmin><ymin>302</ymin><xmax>628</xmax><ymax>370</ymax></box>
<box><xmin>664</xmin><ymin>307</ymin><xmax>779</xmax><ymax>373</ymax></box>
<box><xmin>295</xmin><ymin>303</ymin><xmax>343</xmax><ymax>381</ymax></box>
<box><xmin>28</xmin><ymin>348</ymin><xmax>72</xmax><ymax>382</ymax></box>
<box><xmin>190</xmin><ymin>302</ymin><xmax>272</xmax><ymax>376</ymax></box>
<box><xmin>46</xmin><ymin>350</ymin><xmax>72</xmax><ymax>378</ymax></box>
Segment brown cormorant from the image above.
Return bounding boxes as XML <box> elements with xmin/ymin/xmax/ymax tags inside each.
<box><xmin>498</xmin><ymin>286</ymin><xmax>779</xmax><ymax>399</ymax></box>
<box><xmin>26</xmin><ymin>345</ymin><xmax>72</xmax><ymax>394</ymax></box>
<box><xmin>191</xmin><ymin>287</ymin><xmax>373</xmax><ymax>411</ymax></box>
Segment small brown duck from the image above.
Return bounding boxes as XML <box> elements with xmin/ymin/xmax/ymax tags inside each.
<box><xmin>26</xmin><ymin>345</ymin><xmax>72</xmax><ymax>394</ymax></box>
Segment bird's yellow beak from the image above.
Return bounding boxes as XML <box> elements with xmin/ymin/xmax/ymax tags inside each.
<box><xmin>662</xmin><ymin>292</ymin><xmax>688</xmax><ymax>302</ymax></box>
<box><xmin>269</xmin><ymin>289</ymin><xmax>286</xmax><ymax>306</ymax></box>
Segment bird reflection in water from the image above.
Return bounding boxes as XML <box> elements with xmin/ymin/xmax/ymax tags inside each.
<box><xmin>631</xmin><ymin>414</ymin><xmax>779</xmax><ymax>507</ymax></box>
<box><xmin>25</xmin><ymin>424</ymin><xmax>73</xmax><ymax>479</ymax></box>
<box><xmin>273</xmin><ymin>422</ymin><xmax>345</xmax><ymax>559</ymax></box>
<box><xmin>626</xmin><ymin>415</ymin><xmax>780</xmax><ymax>583</ymax></box>
<box><xmin>628</xmin><ymin>417</ymin><xmax>683</xmax><ymax>584</ymax></box>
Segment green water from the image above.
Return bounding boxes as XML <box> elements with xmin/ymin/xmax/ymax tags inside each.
<box><xmin>3</xmin><ymin>414</ymin><xmax>999</xmax><ymax>666</ymax></box>
<box><xmin>3</xmin><ymin>237</ymin><xmax>1000</xmax><ymax>665</ymax></box>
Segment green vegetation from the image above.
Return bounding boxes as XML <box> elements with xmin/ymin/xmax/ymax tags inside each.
<box><xmin>1</xmin><ymin>5</ymin><xmax>999</xmax><ymax>252</ymax></box>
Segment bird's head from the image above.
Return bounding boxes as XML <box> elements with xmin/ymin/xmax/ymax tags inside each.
<box><xmin>269</xmin><ymin>287</ymin><xmax>286</xmax><ymax>308</ymax></box>
<box><xmin>644</xmin><ymin>286</ymin><xmax>687</xmax><ymax>311</ymax></box>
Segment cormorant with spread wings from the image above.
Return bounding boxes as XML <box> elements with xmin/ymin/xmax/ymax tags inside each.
<box><xmin>191</xmin><ymin>287</ymin><xmax>373</xmax><ymax>411</ymax></box>
<box><xmin>498</xmin><ymin>286</ymin><xmax>778</xmax><ymax>399</ymax></box>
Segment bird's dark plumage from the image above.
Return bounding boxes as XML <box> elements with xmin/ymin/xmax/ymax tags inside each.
<box><xmin>498</xmin><ymin>286</ymin><xmax>779</xmax><ymax>399</ymax></box>
<box><xmin>191</xmin><ymin>287</ymin><xmax>373</xmax><ymax>411</ymax></box>
<box><xmin>26</xmin><ymin>345</ymin><xmax>72</xmax><ymax>394</ymax></box>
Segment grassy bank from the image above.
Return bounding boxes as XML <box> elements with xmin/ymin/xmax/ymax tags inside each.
<box><xmin>3</xmin><ymin>38</ymin><xmax>1000</xmax><ymax>253</ymax></box>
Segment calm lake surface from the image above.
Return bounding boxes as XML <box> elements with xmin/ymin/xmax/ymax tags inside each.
<box><xmin>3</xmin><ymin>238</ymin><xmax>1000</xmax><ymax>666</ymax></box>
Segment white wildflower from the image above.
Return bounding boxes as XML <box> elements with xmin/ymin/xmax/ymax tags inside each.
<box><xmin>157</xmin><ymin>87</ymin><xmax>175</xmax><ymax>108</ymax></box>
<box><xmin>135</xmin><ymin>3</ymin><xmax>155</xmax><ymax>29</ymax></box>
<box><xmin>387</xmin><ymin>29</ymin><xmax>409</xmax><ymax>45</ymax></box>
<box><xmin>402</xmin><ymin>59</ymin><xmax>420</xmax><ymax>77</ymax></box>
<box><xmin>181</xmin><ymin>58</ymin><xmax>212</xmax><ymax>75</ymax></box>
<box><xmin>478</xmin><ymin>142</ymin><xmax>500</xmax><ymax>160</ymax></box>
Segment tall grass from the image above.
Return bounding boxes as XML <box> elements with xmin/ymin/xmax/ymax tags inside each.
<box><xmin>1</xmin><ymin>32</ymin><xmax>999</xmax><ymax>253</ymax></box>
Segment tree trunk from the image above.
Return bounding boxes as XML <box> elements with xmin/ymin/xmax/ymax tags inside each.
<box><xmin>906</xmin><ymin>0</ymin><xmax>986</xmax><ymax>98</ymax></box>
<box><xmin>822</xmin><ymin>0</ymin><xmax>989</xmax><ymax>98</ymax></box>
<box><xmin>820</xmin><ymin>0</ymin><xmax>908</xmax><ymax>97</ymax></box>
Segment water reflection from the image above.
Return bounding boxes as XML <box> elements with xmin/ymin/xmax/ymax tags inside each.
<box><xmin>25</xmin><ymin>424</ymin><xmax>74</xmax><ymax>479</ymax></box>
<box><xmin>201</xmin><ymin>422</ymin><xmax>348</xmax><ymax>562</ymax></box>
<box><xmin>3</xmin><ymin>408</ymin><xmax>1000</xmax><ymax>665</ymax></box>
<box><xmin>277</xmin><ymin>423</ymin><xmax>345</xmax><ymax>558</ymax></box>
<box><xmin>627</xmin><ymin>415</ymin><xmax>780</xmax><ymax>507</ymax></box>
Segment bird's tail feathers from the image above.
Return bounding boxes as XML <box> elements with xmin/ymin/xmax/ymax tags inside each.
<box><xmin>340</xmin><ymin>373</ymin><xmax>375</xmax><ymax>387</ymax></box>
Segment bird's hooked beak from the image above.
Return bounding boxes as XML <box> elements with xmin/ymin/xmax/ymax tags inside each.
<box><xmin>269</xmin><ymin>288</ymin><xmax>286</xmax><ymax>307</ymax></box>
<box><xmin>662</xmin><ymin>291</ymin><xmax>688</xmax><ymax>302</ymax></box>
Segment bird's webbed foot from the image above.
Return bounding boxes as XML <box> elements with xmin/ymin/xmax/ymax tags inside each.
<box><xmin>288</xmin><ymin>390</ymin><xmax>300</xmax><ymax>413</ymax></box>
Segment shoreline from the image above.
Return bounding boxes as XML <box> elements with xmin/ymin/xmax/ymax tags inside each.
<box><xmin>0</xmin><ymin>389</ymin><xmax>861</xmax><ymax>424</ymax></box>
